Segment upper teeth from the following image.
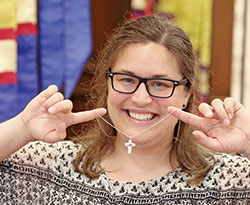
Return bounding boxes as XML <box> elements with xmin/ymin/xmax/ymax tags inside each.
<box><xmin>129</xmin><ymin>111</ymin><xmax>154</xmax><ymax>121</ymax></box>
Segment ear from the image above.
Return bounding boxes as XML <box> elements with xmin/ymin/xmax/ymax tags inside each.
<box><xmin>183</xmin><ymin>89</ymin><xmax>191</xmax><ymax>108</ymax></box>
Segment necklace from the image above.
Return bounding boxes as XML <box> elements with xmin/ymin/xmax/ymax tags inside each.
<box><xmin>94</xmin><ymin>109</ymin><xmax>176</xmax><ymax>154</ymax></box>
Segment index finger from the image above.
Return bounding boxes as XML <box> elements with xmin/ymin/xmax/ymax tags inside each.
<box><xmin>167</xmin><ymin>106</ymin><xmax>203</xmax><ymax>128</ymax></box>
<box><xmin>69</xmin><ymin>108</ymin><xmax>107</xmax><ymax>126</ymax></box>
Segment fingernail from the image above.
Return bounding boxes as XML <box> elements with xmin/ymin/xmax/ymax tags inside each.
<box><xmin>223</xmin><ymin>119</ymin><xmax>230</xmax><ymax>125</ymax></box>
<box><xmin>228</xmin><ymin>114</ymin><xmax>233</xmax><ymax>119</ymax></box>
<box><xmin>205</xmin><ymin>111</ymin><xmax>213</xmax><ymax>117</ymax></box>
<box><xmin>48</xmin><ymin>107</ymin><xmax>56</xmax><ymax>113</ymax></box>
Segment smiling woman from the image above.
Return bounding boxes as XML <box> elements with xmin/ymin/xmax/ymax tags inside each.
<box><xmin>0</xmin><ymin>15</ymin><xmax>249</xmax><ymax>204</ymax></box>
<box><xmin>68</xmin><ymin>15</ymin><xmax>249</xmax><ymax>204</ymax></box>
<box><xmin>77</xmin><ymin>17</ymin><xmax>198</xmax><ymax>182</ymax></box>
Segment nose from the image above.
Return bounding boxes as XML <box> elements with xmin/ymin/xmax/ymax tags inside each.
<box><xmin>131</xmin><ymin>82</ymin><xmax>152</xmax><ymax>106</ymax></box>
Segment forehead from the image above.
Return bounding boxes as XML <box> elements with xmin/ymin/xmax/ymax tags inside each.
<box><xmin>112</xmin><ymin>43</ymin><xmax>182</xmax><ymax>78</ymax></box>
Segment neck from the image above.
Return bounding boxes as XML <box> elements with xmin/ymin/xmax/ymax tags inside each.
<box><xmin>101</xmin><ymin>135</ymin><xmax>178</xmax><ymax>183</ymax></box>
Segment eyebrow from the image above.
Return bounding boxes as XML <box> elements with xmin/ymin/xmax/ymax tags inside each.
<box><xmin>119</xmin><ymin>69</ymin><xmax>172</xmax><ymax>78</ymax></box>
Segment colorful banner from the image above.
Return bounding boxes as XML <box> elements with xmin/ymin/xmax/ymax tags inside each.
<box><xmin>16</xmin><ymin>0</ymin><xmax>38</xmax><ymax>115</ymax></box>
<box><xmin>0</xmin><ymin>0</ymin><xmax>17</xmax><ymax>84</ymax></box>
<box><xmin>0</xmin><ymin>0</ymin><xmax>19</xmax><ymax>121</ymax></box>
<box><xmin>0</xmin><ymin>0</ymin><xmax>38</xmax><ymax>122</ymax></box>
<box><xmin>0</xmin><ymin>0</ymin><xmax>92</xmax><ymax>121</ymax></box>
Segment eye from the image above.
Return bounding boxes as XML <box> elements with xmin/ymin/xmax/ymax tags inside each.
<box><xmin>115</xmin><ymin>75</ymin><xmax>136</xmax><ymax>84</ymax></box>
<box><xmin>120</xmin><ymin>77</ymin><xmax>135</xmax><ymax>83</ymax></box>
<box><xmin>150</xmin><ymin>80</ymin><xmax>173</xmax><ymax>88</ymax></box>
<box><xmin>152</xmin><ymin>81</ymin><xmax>165</xmax><ymax>87</ymax></box>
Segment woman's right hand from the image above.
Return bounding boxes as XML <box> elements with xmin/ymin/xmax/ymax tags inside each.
<box><xmin>20</xmin><ymin>85</ymin><xmax>106</xmax><ymax>143</ymax></box>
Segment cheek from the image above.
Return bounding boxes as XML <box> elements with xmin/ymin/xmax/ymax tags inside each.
<box><xmin>107</xmin><ymin>89</ymin><xmax>127</xmax><ymax>110</ymax></box>
<box><xmin>107</xmin><ymin>92</ymin><xmax>116</xmax><ymax>110</ymax></box>
<box><xmin>107</xmin><ymin>90</ymin><xmax>129</xmax><ymax>125</ymax></box>
<box><xmin>156</xmin><ymin>96</ymin><xmax>184</xmax><ymax>111</ymax></box>
<box><xmin>158</xmin><ymin>100</ymin><xmax>178</xmax><ymax>111</ymax></box>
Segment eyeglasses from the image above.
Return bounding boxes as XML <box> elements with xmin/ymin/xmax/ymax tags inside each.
<box><xmin>106</xmin><ymin>70</ymin><xmax>190</xmax><ymax>98</ymax></box>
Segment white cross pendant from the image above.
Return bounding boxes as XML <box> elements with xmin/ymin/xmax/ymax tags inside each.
<box><xmin>125</xmin><ymin>138</ymin><xmax>136</xmax><ymax>154</ymax></box>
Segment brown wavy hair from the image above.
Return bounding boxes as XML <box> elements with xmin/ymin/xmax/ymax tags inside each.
<box><xmin>71</xmin><ymin>15</ymin><xmax>215</xmax><ymax>185</ymax></box>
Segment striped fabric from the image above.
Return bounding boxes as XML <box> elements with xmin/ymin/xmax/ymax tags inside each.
<box><xmin>16</xmin><ymin>0</ymin><xmax>38</xmax><ymax>116</ymax></box>
<box><xmin>0</xmin><ymin>0</ymin><xmax>92</xmax><ymax>121</ymax></box>
<box><xmin>0</xmin><ymin>0</ymin><xmax>38</xmax><ymax>121</ymax></box>
<box><xmin>0</xmin><ymin>0</ymin><xmax>17</xmax><ymax>85</ymax></box>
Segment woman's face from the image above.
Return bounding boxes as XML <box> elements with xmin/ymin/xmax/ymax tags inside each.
<box><xmin>107</xmin><ymin>42</ymin><xmax>190</xmax><ymax>148</ymax></box>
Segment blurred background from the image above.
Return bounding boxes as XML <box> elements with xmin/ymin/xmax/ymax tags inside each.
<box><xmin>0</xmin><ymin>0</ymin><xmax>248</xmax><ymax>122</ymax></box>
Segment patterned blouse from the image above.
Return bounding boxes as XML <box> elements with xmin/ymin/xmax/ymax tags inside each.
<box><xmin>0</xmin><ymin>141</ymin><xmax>249</xmax><ymax>204</ymax></box>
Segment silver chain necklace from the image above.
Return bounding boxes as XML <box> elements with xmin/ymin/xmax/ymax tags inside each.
<box><xmin>94</xmin><ymin>109</ymin><xmax>176</xmax><ymax>154</ymax></box>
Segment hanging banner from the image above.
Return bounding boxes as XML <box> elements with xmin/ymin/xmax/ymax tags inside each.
<box><xmin>0</xmin><ymin>0</ymin><xmax>92</xmax><ymax>121</ymax></box>
<box><xmin>38</xmin><ymin>0</ymin><xmax>92</xmax><ymax>98</ymax></box>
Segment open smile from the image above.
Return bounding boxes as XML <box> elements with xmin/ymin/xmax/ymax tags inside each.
<box><xmin>126</xmin><ymin>110</ymin><xmax>157</xmax><ymax>121</ymax></box>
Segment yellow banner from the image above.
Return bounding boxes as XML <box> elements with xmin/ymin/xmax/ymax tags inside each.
<box><xmin>17</xmin><ymin>0</ymin><xmax>37</xmax><ymax>24</ymax></box>
<box><xmin>0</xmin><ymin>0</ymin><xmax>17</xmax><ymax>29</ymax></box>
<box><xmin>0</xmin><ymin>40</ymin><xmax>17</xmax><ymax>72</ymax></box>
<box><xmin>157</xmin><ymin>0</ymin><xmax>213</xmax><ymax>67</ymax></box>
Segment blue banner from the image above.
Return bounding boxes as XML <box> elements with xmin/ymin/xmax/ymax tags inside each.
<box><xmin>38</xmin><ymin>0</ymin><xmax>92</xmax><ymax>98</ymax></box>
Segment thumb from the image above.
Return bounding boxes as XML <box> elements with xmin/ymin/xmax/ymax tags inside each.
<box><xmin>193</xmin><ymin>130</ymin><xmax>221</xmax><ymax>152</ymax></box>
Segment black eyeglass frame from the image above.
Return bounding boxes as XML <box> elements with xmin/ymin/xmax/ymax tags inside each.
<box><xmin>106</xmin><ymin>69</ymin><xmax>190</xmax><ymax>98</ymax></box>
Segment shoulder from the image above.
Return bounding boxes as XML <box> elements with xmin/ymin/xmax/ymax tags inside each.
<box><xmin>209</xmin><ymin>153</ymin><xmax>250</xmax><ymax>189</ymax></box>
<box><xmin>2</xmin><ymin>140</ymin><xmax>82</xmax><ymax>170</ymax></box>
<box><xmin>213</xmin><ymin>152</ymin><xmax>250</xmax><ymax>170</ymax></box>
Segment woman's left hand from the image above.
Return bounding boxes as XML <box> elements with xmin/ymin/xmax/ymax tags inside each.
<box><xmin>168</xmin><ymin>98</ymin><xmax>250</xmax><ymax>155</ymax></box>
